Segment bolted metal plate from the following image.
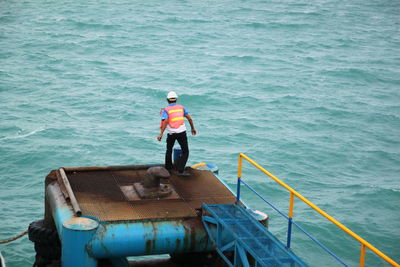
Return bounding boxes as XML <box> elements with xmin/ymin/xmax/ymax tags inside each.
<box><xmin>120</xmin><ymin>184</ymin><xmax>180</xmax><ymax>201</ymax></box>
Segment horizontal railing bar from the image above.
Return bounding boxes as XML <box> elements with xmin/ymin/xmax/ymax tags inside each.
<box><xmin>239</xmin><ymin>153</ymin><xmax>399</xmax><ymax>267</ymax></box>
<box><xmin>240</xmin><ymin>179</ymin><xmax>289</xmax><ymax>220</ymax></box>
<box><xmin>291</xmin><ymin>220</ymin><xmax>348</xmax><ymax>267</ymax></box>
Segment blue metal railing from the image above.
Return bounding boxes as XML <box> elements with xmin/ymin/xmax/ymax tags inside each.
<box><xmin>238</xmin><ymin>178</ymin><xmax>348</xmax><ymax>266</ymax></box>
<box><xmin>236</xmin><ymin>153</ymin><xmax>399</xmax><ymax>267</ymax></box>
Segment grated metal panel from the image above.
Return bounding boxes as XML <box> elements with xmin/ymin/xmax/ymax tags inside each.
<box><xmin>64</xmin><ymin>167</ymin><xmax>236</xmax><ymax>222</ymax></box>
<box><xmin>168</xmin><ymin>168</ymin><xmax>236</xmax><ymax>210</ymax></box>
<box><xmin>203</xmin><ymin>204</ymin><xmax>308</xmax><ymax>267</ymax></box>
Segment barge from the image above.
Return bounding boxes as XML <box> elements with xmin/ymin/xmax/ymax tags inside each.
<box><xmin>25</xmin><ymin>153</ymin><xmax>399</xmax><ymax>267</ymax></box>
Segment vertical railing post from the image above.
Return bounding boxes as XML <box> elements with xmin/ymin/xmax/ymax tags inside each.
<box><xmin>360</xmin><ymin>244</ymin><xmax>366</xmax><ymax>267</ymax></box>
<box><xmin>287</xmin><ymin>192</ymin><xmax>294</xmax><ymax>248</ymax></box>
<box><xmin>236</xmin><ymin>178</ymin><xmax>241</xmax><ymax>204</ymax></box>
<box><xmin>236</xmin><ymin>154</ymin><xmax>243</xmax><ymax>204</ymax></box>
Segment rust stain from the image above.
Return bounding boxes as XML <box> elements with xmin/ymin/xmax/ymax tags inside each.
<box><xmin>45</xmin><ymin>170</ymin><xmax>58</xmax><ymax>186</ymax></box>
<box><xmin>87</xmin><ymin>224</ymin><xmax>109</xmax><ymax>257</ymax></box>
<box><xmin>175</xmin><ymin>238</ymin><xmax>181</xmax><ymax>250</ymax></box>
<box><xmin>145</xmin><ymin>239</ymin><xmax>154</xmax><ymax>254</ymax></box>
<box><xmin>144</xmin><ymin>221</ymin><xmax>157</xmax><ymax>254</ymax></box>
<box><xmin>180</xmin><ymin>218</ymin><xmax>201</xmax><ymax>251</ymax></box>
<box><xmin>187</xmin><ymin>218</ymin><xmax>205</xmax><ymax>251</ymax></box>
<box><xmin>190</xmin><ymin>223</ymin><xmax>197</xmax><ymax>251</ymax></box>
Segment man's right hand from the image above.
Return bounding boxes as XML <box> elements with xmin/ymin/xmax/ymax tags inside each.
<box><xmin>157</xmin><ymin>134</ymin><xmax>163</xmax><ymax>141</ymax></box>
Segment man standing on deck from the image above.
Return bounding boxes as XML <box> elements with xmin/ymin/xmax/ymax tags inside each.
<box><xmin>157</xmin><ymin>91</ymin><xmax>197</xmax><ymax>177</ymax></box>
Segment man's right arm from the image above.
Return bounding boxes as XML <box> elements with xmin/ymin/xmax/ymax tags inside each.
<box><xmin>157</xmin><ymin>120</ymin><xmax>168</xmax><ymax>141</ymax></box>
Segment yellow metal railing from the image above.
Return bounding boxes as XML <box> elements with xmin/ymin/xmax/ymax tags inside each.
<box><xmin>237</xmin><ymin>153</ymin><xmax>399</xmax><ymax>267</ymax></box>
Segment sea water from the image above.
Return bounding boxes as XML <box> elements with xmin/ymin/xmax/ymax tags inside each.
<box><xmin>0</xmin><ymin>0</ymin><xmax>399</xmax><ymax>266</ymax></box>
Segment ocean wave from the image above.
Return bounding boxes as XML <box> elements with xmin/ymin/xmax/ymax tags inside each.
<box><xmin>235</xmin><ymin>22</ymin><xmax>268</xmax><ymax>29</ymax></box>
<box><xmin>0</xmin><ymin>14</ymin><xmax>14</xmax><ymax>23</ymax></box>
<box><xmin>221</xmin><ymin>55</ymin><xmax>257</xmax><ymax>62</ymax></box>
<box><xmin>267</xmin><ymin>21</ymin><xmax>314</xmax><ymax>29</ymax></box>
<box><xmin>320</xmin><ymin>68</ymin><xmax>383</xmax><ymax>83</ymax></box>
<box><xmin>162</xmin><ymin>17</ymin><xmax>213</xmax><ymax>24</ymax></box>
<box><xmin>0</xmin><ymin>127</ymin><xmax>46</xmax><ymax>141</ymax></box>
<box><xmin>72</xmin><ymin>21</ymin><xmax>121</xmax><ymax>30</ymax></box>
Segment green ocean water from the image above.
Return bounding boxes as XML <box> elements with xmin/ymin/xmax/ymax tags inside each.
<box><xmin>1</xmin><ymin>0</ymin><xmax>399</xmax><ymax>266</ymax></box>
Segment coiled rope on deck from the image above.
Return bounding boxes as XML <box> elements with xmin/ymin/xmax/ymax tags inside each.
<box><xmin>0</xmin><ymin>229</ymin><xmax>28</xmax><ymax>244</ymax></box>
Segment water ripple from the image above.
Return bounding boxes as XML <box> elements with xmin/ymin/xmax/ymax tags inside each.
<box><xmin>1</xmin><ymin>0</ymin><xmax>399</xmax><ymax>266</ymax></box>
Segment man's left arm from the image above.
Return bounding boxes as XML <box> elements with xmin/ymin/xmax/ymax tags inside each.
<box><xmin>185</xmin><ymin>114</ymin><xmax>197</xmax><ymax>136</ymax></box>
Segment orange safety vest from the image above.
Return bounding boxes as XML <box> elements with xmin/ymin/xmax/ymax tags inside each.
<box><xmin>164</xmin><ymin>104</ymin><xmax>185</xmax><ymax>128</ymax></box>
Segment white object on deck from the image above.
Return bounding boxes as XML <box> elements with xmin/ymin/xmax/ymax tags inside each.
<box><xmin>0</xmin><ymin>251</ymin><xmax>6</xmax><ymax>267</ymax></box>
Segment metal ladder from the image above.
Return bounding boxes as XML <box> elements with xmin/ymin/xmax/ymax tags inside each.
<box><xmin>202</xmin><ymin>204</ymin><xmax>308</xmax><ymax>267</ymax></box>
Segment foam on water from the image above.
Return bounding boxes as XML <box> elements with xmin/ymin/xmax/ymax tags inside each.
<box><xmin>1</xmin><ymin>0</ymin><xmax>399</xmax><ymax>266</ymax></box>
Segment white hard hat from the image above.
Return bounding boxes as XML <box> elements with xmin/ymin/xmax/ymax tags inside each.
<box><xmin>167</xmin><ymin>91</ymin><xmax>178</xmax><ymax>99</ymax></box>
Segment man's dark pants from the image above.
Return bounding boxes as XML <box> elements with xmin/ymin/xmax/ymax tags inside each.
<box><xmin>165</xmin><ymin>131</ymin><xmax>189</xmax><ymax>173</ymax></box>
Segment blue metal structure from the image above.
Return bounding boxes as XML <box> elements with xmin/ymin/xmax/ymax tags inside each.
<box><xmin>35</xmin><ymin>155</ymin><xmax>399</xmax><ymax>267</ymax></box>
<box><xmin>62</xmin><ymin>217</ymin><xmax>99</xmax><ymax>267</ymax></box>
<box><xmin>43</xmin><ymin>161</ymin><xmax>316</xmax><ymax>267</ymax></box>
<box><xmin>237</xmin><ymin>177</ymin><xmax>349</xmax><ymax>267</ymax></box>
<box><xmin>46</xmin><ymin>182</ymin><xmax>215</xmax><ymax>266</ymax></box>
<box><xmin>202</xmin><ymin>204</ymin><xmax>307</xmax><ymax>267</ymax></box>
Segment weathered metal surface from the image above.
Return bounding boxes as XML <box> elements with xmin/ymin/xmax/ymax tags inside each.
<box><xmin>59</xmin><ymin>168</ymin><xmax>82</xmax><ymax>216</ymax></box>
<box><xmin>120</xmin><ymin>184</ymin><xmax>180</xmax><ymax>201</ymax></box>
<box><xmin>44</xmin><ymin>170</ymin><xmax>59</xmax><ymax>227</ymax></box>
<box><xmin>64</xmin><ymin>168</ymin><xmax>195</xmax><ymax>220</ymax></box>
<box><xmin>55</xmin><ymin>170</ymin><xmax>69</xmax><ymax>201</ymax></box>
<box><xmin>133</xmin><ymin>183</ymin><xmax>173</xmax><ymax>199</ymax></box>
<box><xmin>63</xmin><ymin>164</ymin><xmax>162</xmax><ymax>173</ymax></box>
<box><xmin>63</xmin><ymin>217</ymin><xmax>99</xmax><ymax>231</ymax></box>
<box><xmin>142</xmin><ymin>166</ymin><xmax>170</xmax><ymax>188</ymax></box>
<box><xmin>45</xmin><ymin>164</ymin><xmax>239</xmax><ymax>265</ymax></box>
<box><xmin>62</xmin><ymin>217</ymin><xmax>98</xmax><ymax>267</ymax></box>
<box><xmin>88</xmin><ymin>218</ymin><xmax>213</xmax><ymax>258</ymax></box>
<box><xmin>134</xmin><ymin>166</ymin><xmax>173</xmax><ymax>199</ymax></box>
<box><xmin>46</xmin><ymin>182</ymin><xmax>75</xmax><ymax>236</ymax></box>
<box><xmin>169</xmin><ymin>169</ymin><xmax>237</xmax><ymax>210</ymax></box>
<box><xmin>62</xmin><ymin>166</ymin><xmax>236</xmax><ymax>221</ymax></box>
<box><xmin>48</xmin><ymin>180</ymin><xmax>215</xmax><ymax>261</ymax></box>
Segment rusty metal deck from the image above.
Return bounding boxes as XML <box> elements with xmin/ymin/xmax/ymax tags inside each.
<box><xmin>64</xmin><ymin>167</ymin><xmax>236</xmax><ymax>222</ymax></box>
